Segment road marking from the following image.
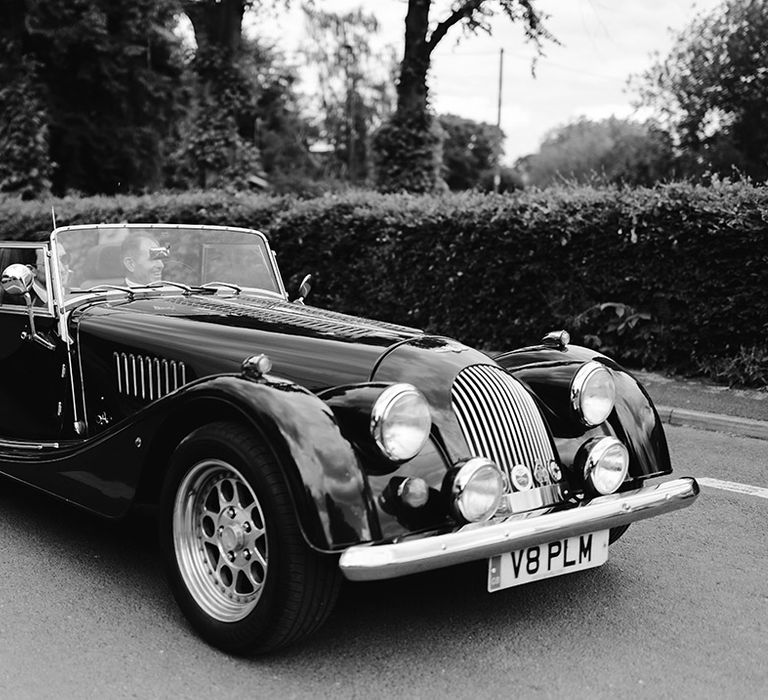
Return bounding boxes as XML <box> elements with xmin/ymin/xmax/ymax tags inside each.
<box><xmin>698</xmin><ymin>477</ymin><xmax>768</xmax><ymax>500</ymax></box>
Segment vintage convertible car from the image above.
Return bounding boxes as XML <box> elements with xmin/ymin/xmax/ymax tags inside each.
<box><xmin>0</xmin><ymin>224</ymin><xmax>699</xmax><ymax>654</ymax></box>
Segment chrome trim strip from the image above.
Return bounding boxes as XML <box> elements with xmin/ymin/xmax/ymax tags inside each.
<box><xmin>170</xmin><ymin>360</ymin><xmax>177</xmax><ymax>390</ymax></box>
<box><xmin>114</xmin><ymin>352</ymin><xmax>123</xmax><ymax>393</ymax></box>
<box><xmin>0</xmin><ymin>305</ymin><xmax>54</xmax><ymax>317</ymax></box>
<box><xmin>0</xmin><ymin>439</ymin><xmax>60</xmax><ymax>450</ymax></box>
<box><xmin>501</xmin><ymin>483</ymin><xmax>566</xmax><ymax>513</ymax></box>
<box><xmin>154</xmin><ymin>358</ymin><xmax>161</xmax><ymax>398</ymax></box>
<box><xmin>339</xmin><ymin>478</ymin><xmax>699</xmax><ymax>581</ymax></box>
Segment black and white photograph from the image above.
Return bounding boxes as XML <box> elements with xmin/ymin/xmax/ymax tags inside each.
<box><xmin>0</xmin><ymin>1</ymin><xmax>766</xmax><ymax>697</ymax></box>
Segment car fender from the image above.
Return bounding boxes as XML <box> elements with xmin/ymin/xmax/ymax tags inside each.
<box><xmin>142</xmin><ymin>374</ymin><xmax>376</xmax><ymax>553</ymax></box>
<box><xmin>495</xmin><ymin>344</ymin><xmax>671</xmax><ymax>480</ymax></box>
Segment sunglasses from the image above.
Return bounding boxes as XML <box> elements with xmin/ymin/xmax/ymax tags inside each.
<box><xmin>149</xmin><ymin>246</ymin><xmax>170</xmax><ymax>261</ymax></box>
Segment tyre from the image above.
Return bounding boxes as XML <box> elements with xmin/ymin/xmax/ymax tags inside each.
<box><xmin>159</xmin><ymin>421</ymin><xmax>342</xmax><ymax>655</ymax></box>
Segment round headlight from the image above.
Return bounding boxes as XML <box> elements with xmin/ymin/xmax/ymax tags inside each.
<box><xmin>571</xmin><ymin>361</ymin><xmax>616</xmax><ymax>426</ymax></box>
<box><xmin>583</xmin><ymin>437</ymin><xmax>629</xmax><ymax>495</ymax></box>
<box><xmin>371</xmin><ymin>384</ymin><xmax>431</xmax><ymax>461</ymax></box>
<box><xmin>449</xmin><ymin>458</ymin><xmax>504</xmax><ymax>523</ymax></box>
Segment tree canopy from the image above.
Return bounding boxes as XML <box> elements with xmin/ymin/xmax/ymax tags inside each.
<box><xmin>439</xmin><ymin>113</ymin><xmax>503</xmax><ymax>190</ymax></box>
<box><xmin>634</xmin><ymin>0</ymin><xmax>768</xmax><ymax>181</ymax></box>
<box><xmin>1</xmin><ymin>0</ymin><xmax>184</xmax><ymax>196</ymax></box>
<box><xmin>517</xmin><ymin>117</ymin><xmax>677</xmax><ymax>187</ymax></box>
<box><xmin>1</xmin><ymin>0</ymin><xmax>559</xmax><ymax>198</ymax></box>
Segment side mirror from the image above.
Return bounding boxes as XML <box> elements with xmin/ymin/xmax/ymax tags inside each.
<box><xmin>1</xmin><ymin>263</ymin><xmax>55</xmax><ymax>351</ymax></box>
<box><xmin>1</xmin><ymin>263</ymin><xmax>34</xmax><ymax>296</ymax></box>
<box><xmin>294</xmin><ymin>274</ymin><xmax>312</xmax><ymax>304</ymax></box>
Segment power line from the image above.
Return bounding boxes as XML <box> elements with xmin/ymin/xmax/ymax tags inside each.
<box><xmin>432</xmin><ymin>50</ymin><xmax>630</xmax><ymax>82</ymax></box>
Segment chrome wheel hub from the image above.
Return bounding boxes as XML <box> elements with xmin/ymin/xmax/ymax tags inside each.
<box><xmin>219</xmin><ymin>524</ymin><xmax>243</xmax><ymax>553</ymax></box>
<box><xmin>173</xmin><ymin>459</ymin><xmax>268</xmax><ymax>622</ymax></box>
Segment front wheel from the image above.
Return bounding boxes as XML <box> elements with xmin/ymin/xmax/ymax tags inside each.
<box><xmin>159</xmin><ymin>421</ymin><xmax>341</xmax><ymax>654</ymax></box>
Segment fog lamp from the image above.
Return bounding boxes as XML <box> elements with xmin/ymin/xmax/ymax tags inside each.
<box><xmin>571</xmin><ymin>361</ymin><xmax>616</xmax><ymax>426</ymax></box>
<box><xmin>448</xmin><ymin>458</ymin><xmax>504</xmax><ymax>524</ymax></box>
<box><xmin>583</xmin><ymin>437</ymin><xmax>629</xmax><ymax>495</ymax></box>
<box><xmin>397</xmin><ymin>477</ymin><xmax>430</xmax><ymax>508</ymax></box>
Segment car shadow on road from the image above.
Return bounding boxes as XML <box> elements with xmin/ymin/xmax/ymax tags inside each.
<box><xmin>280</xmin><ymin>543</ymin><xmax>641</xmax><ymax>667</ymax></box>
<box><xmin>0</xmin><ymin>474</ymin><xmax>640</xmax><ymax>666</ymax></box>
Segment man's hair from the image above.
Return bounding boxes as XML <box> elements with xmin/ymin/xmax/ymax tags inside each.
<box><xmin>120</xmin><ymin>233</ymin><xmax>158</xmax><ymax>262</ymax></box>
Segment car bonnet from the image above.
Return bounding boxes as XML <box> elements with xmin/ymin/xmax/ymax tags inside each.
<box><xmin>72</xmin><ymin>293</ymin><xmax>424</xmax><ymax>391</ymax></box>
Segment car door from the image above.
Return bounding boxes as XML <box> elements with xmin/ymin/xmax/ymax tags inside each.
<box><xmin>0</xmin><ymin>243</ymin><xmax>70</xmax><ymax>441</ymax></box>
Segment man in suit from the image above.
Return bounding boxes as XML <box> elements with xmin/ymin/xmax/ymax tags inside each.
<box><xmin>121</xmin><ymin>234</ymin><xmax>165</xmax><ymax>286</ymax></box>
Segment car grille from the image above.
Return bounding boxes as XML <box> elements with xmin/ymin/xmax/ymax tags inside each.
<box><xmin>451</xmin><ymin>365</ymin><xmax>556</xmax><ymax>483</ymax></box>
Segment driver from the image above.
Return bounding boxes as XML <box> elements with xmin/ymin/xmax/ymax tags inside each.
<box><xmin>121</xmin><ymin>234</ymin><xmax>165</xmax><ymax>286</ymax></box>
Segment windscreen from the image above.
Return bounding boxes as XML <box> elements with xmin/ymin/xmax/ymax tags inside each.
<box><xmin>56</xmin><ymin>225</ymin><xmax>282</xmax><ymax>295</ymax></box>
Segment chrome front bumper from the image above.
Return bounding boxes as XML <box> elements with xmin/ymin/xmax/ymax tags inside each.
<box><xmin>339</xmin><ymin>477</ymin><xmax>699</xmax><ymax>581</ymax></box>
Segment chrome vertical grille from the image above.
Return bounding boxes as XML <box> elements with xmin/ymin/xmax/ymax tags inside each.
<box><xmin>451</xmin><ymin>365</ymin><xmax>555</xmax><ymax>478</ymax></box>
<box><xmin>114</xmin><ymin>352</ymin><xmax>187</xmax><ymax>400</ymax></box>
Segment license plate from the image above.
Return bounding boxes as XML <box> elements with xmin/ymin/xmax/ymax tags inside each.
<box><xmin>488</xmin><ymin>530</ymin><xmax>609</xmax><ymax>592</ymax></box>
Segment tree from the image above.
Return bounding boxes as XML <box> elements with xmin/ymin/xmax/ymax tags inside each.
<box><xmin>517</xmin><ymin>117</ymin><xmax>677</xmax><ymax>187</ymax></box>
<box><xmin>300</xmin><ymin>4</ymin><xmax>397</xmax><ymax>182</ymax></box>
<box><xmin>249</xmin><ymin>42</ymin><xmax>317</xmax><ymax>186</ymax></box>
<box><xmin>178</xmin><ymin>0</ymin><xmax>261</xmax><ymax>188</ymax></box>
<box><xmin>439</xmin><ymin>113</ymin><xmax>503</xmax><ymax>189</ymax></box>
<box><xmin>373</xmin><ymin>0</ymin><xmax>553</xmax><ymax>193</ymax></box>
<box><xmin>634</xmin><ymin>0</ymin><xmax>768</xmax><ymax>181</ymax></box>
<box><xmin>0</xmin><ymin>0</ymin><xmax>186</xmax><ymax>196</ymax></box>
<box><xmin>179</xmin><ymin>0</ymin><xmax>305</xmax><ymax>189</ymax></box>
<box><xmin>0</xmin><ymin>39</ymin><xmax>52</xmax><ymax>198</ymax></box>
<box><xmin>172</xmin><ymin>5</ymin><xmax>312</xmax><ymax>190</ymax></box>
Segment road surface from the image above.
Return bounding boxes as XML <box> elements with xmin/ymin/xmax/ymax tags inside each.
<box><xmin>0</xmin><ymin>425</ymin><xmax>765</xmax><ymax>698</ymax></box>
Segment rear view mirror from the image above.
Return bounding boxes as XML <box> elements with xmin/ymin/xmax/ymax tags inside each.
<box><xmin>295</xmin><ymin>274</ymin><xmax>312</xmax><ymax>304</ymax></box>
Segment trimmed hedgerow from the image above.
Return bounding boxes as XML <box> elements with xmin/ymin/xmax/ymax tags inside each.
<box><xmin>0</xmin><ymin>190</ymin><xmax>292</xmax><ymax>242</ymax></box>
<box><xmin>1</xmin><ymin>182</ymin><xmax>766</xmax><ymax>387</ymax></box>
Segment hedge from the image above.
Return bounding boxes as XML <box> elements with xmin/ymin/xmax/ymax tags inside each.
<box><xmin>1</xmin><ymin>182</ymin><xmax>766</xmax><ymax>387</ymax></box>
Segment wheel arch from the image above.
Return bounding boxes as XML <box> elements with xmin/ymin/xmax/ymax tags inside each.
<box><xmin>136</xmin><ymin>376</ymin><xmax>375</xmax><ymax>553</ymax></box>
<box><xmin>135</xmin><ymin>396</ymin><xmax>249</xmax><ymax>507</ymax></box>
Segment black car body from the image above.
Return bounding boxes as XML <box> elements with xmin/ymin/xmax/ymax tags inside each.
<box><xmin>0</xmin><ymin>224</ymin><xmax>699</xmax><ymax>653</ymax></box>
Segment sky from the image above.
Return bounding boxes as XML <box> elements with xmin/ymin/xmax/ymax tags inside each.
<box><xmin>257</xmin><ymin>0</ymin><xmax>724</xmax><ymax>163</ymax></box>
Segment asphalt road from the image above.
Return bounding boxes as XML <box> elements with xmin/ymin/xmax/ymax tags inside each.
<box><xmin>0</xmin><ymin>425</ymin><xmax>765</xmax><ymax>699</ymax></box>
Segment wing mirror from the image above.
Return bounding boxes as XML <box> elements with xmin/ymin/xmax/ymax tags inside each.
<box><xmin>1</xmin><ymin>263</ymin><xmax>55</xmax><ymax>351</ymax></box>
<box><xmin>1</xmin><ymin>263</ymin><xmax>34</xmax><ymax>295</ymax></box>
<box><xmin>294</xmin><ymin>274</ymin><xmax>312</xmax><ymax>304</ymax></box>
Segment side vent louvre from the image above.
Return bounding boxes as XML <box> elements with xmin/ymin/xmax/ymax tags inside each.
<box><xmin>114</xmin><ymin>352</ymin><xmax>187</xmax><ymax>400</ymax></box>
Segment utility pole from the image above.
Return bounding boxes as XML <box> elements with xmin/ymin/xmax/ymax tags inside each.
<box><xmin>494</xmin><ymin>47</ymin><xmax>504</xmax><ymax>193</ymax></box>
<box><xmin>342</xmin><ymin>43</ymin><xmax>356</xmax><ymax>182</ymax></box>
